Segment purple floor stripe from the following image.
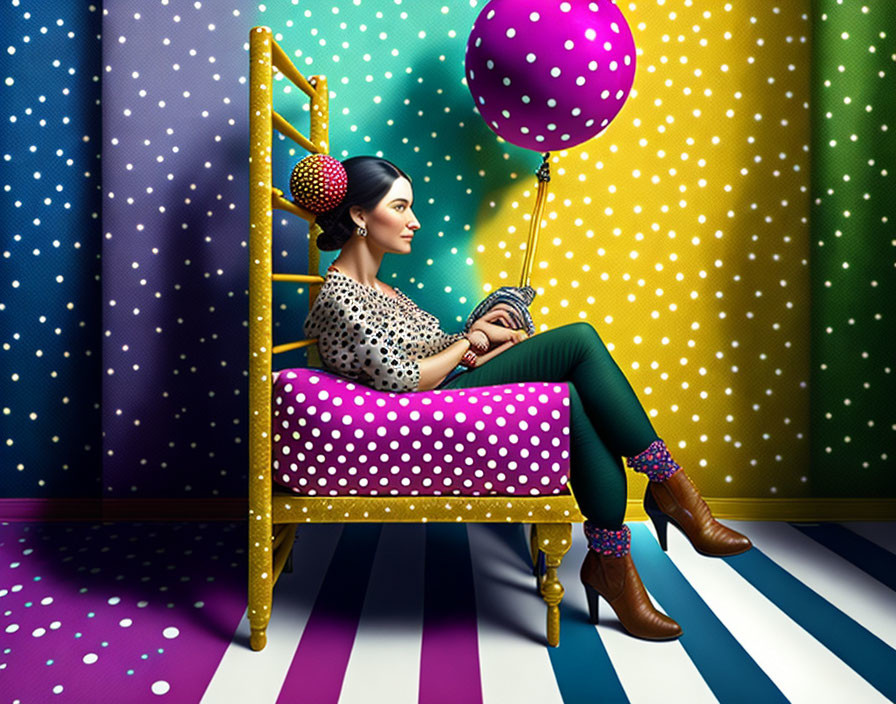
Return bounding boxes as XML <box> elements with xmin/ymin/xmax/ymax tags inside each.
<box><xmin>1</xmin><ymin>521</ymin><xmax>246</xmax><ymax>703</ymax></box>
<box><xmin>418</xmin><ymin>524</ymin><xmax>483</xmax><ymax>704</ymax></box>
<box><xmin>275</xmin><ymin>524</ymin><xmax>382</xmax><ymax>704</ymax></box>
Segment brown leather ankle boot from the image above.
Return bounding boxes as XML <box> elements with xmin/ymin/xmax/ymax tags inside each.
<box><xmin>645</xmin><ymin>469</ymin><xmax>752</xmax><ymax>556</ymax></box>
<box><xmin>580</xmin><ymin>549</ymin><xmax>682</xmax><ymax>640</ymax></box>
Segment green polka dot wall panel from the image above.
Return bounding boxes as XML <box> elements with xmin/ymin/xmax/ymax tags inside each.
<box><xmin>810</xmin><ymin>1</ymin><xmax>896</xmax><ymax>496</ymax></box>
<box><xmin>1</xmin><ymin>3</ymin><xmax>102</xmax><ymax>497</ymax></box>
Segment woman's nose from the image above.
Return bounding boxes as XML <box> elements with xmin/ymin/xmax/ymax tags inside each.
<box><xmin>407</xmin><ymin>211</ymin><xmax>420</xmax><ymax>230</ymax></box>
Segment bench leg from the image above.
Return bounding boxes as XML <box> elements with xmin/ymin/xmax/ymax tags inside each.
<box><xmin>248</xmin><ymin>524</ymin><xmax>273</xmax><ymax>651</ymax></box>
<box><xmin>533</xmin><ymin>523</ymin><xmax>572</xmax><ymax>647</ymax></box>
<box><xmin>529</xmin><ymin>524</ymin><xmax>542</xmax><ymax>576</ymax></box>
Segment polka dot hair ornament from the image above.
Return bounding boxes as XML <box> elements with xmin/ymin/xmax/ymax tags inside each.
<box><xmin>464</xmin><ymin>0</ymin><xmax>637</xmax><ymax>151</ymax></box>
<box><xmin>289</xmin><ymin>154</ymin><xmax>349</xmax><ymax>214</ymax></box>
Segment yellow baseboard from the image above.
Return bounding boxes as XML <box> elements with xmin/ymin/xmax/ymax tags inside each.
<box><xmin>3</xmin><ymin>497</ymin><xmax>892</xmax><ymax>523</ymax></box>
<box><xmin>626</xmin><ymin>497</ymin><xmax>896</xmax><ymax>522</ymax></box>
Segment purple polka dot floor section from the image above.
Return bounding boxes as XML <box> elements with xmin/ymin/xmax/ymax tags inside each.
<box><xmin>0</xmin><ymin>521</ymin><xmax>246</xmax><ymax>703</ymax></box>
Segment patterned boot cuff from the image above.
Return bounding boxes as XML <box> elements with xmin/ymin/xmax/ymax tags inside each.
<box><xmin>626</xmin><ymin>439</ymin><xmax>682</xmax><ymax>483</ymax></box>
<box><xmin>583</xmin><ymin>521</ymin><xmax>631</xmax><ymax>557</ymax></box>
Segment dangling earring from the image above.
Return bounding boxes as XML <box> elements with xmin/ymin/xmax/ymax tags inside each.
<box><xmin>357</xmin><ymin>226</ymin><xmax>367</xmax><ymax>238</ymax></box>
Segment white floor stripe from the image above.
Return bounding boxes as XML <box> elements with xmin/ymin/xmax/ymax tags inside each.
<box><xmin>338</xmin><ymin>524</ymin><xmax>426</xmax><ymax>704</ymax></box>
<box><xmin>562</xmin><ymin>526</ymin><xmax>718</xmax><ymax>704</ymax></box>
<box><xmin>737</xmin><ymin>520</ymin><xmax>896</xmax><ymax>649</ymax></box>
<box><xmin>466</xmin><ymin>524</ymin><xmax>565</xmax><ymax>704</ymax></box>
<box><xmin>199</xmin><ymin>524</ymin><xmax>344</xmax><ymax>704</ymax></box>
<box><xmin>840</xmin><ymin>521</ymin><xmax>896</xmax><ymax>556</ymax></box>
<box><xmin>657</xmin><ymin>520</ymin><xmax>891</xmax><ymax>704</ymax></box>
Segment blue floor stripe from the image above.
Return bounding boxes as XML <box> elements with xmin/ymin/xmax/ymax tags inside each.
<box><xmin>790</xmin><ymin>522</ymin><xmax>896</xmax><ymax>592</ymax></box>
<box><xmin>510</xmin><ymin>529</ymin><xmax>629</xmax><ymax>704</ymax></box>
<box><xmin>723</xmin><ymin>537</ymin><xmax>896</xmax><ymax>702</ymax></box>
<box><xmin>629</xmin><ymin>523</ymin><xmax>788</xmax><ymax>703</ymax></box>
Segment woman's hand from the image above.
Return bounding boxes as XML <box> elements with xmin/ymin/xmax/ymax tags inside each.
<box><xmin>471</xmin><ymin>327</ymin><xmax>531</xmax><ymax>366</ymax></box>
<box><xmin>464</xmin><ymin>329</ymin><xmax>490</xmax><ymax>354</ymax></box>
<box><xmin>474</xmin><ymin>305</ymin><xmax>517</xmax><ymax>330</ymax></box>
<box><xmin>470</xmin><ymin>317</ymin><xmax>530</xmax><ymax>347</ymax></box>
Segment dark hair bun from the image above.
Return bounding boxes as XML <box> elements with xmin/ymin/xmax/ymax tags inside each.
<box><xmin>314</xmin><ymin>210</ymin><xmax>353</xmax><ymax>251</ymax></box>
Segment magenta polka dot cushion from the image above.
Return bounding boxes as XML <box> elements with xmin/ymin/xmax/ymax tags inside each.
<box><xmin>272</xmin><ymin>368</ymin><xmax>572</xmax><ymax>497</ymax></box>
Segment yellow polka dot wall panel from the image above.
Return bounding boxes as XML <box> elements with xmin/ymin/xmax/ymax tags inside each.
<box><xmin>471</xmin><ymin>2</ymin><xmax>811</xmax><ymax>499</ymax></box>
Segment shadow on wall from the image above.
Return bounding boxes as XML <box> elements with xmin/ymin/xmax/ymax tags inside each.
<box><xmin>143</xmin><ymin>135</ymin><xmax>250</xmax><ymax>497</ymax></box>
<box><xmin>708</xmin><ymin>73</ymin><xmax>811</xmax><ymax>497</ymax></box>
<box><xmin>130</xmin><ymin>44</ymin><xmax>541</xmax><ymax>498</ymax></box>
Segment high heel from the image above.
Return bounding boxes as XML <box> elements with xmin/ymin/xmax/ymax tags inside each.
<box><xmin>628</xmin><ymin>439</ymin><xmax>752</xmax><ymax>557</ymax></box>
<box><xmin>643</xmin><ymin>488</ymin><xmax>669</xmax><ymax>551</ymax></box>
<box><xmin>583</xmin><ymin>582</ymin><xmax>600</xmax><ymax>624</ymax></box>
<box><xmin>580</xmin><ymin>549</ymin><xmax>682</xmax><ymax>640</ymax></box>
<box><xmin>645</xmin><ymin>470</ymin><xmax>752</xmax><ymax>557</ymax></box>
<box><xmin>581</xmin><ymin>522</ymin><xmax>681</xmax><ymax>640</ymax></box>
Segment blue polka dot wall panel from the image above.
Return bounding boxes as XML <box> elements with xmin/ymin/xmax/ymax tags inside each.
<box><xmin>1</xmin><ymin>3</ymin><xmax>102</xmax><ymax>498</ymax></box>
<box><xmin>100</xmin><ymin>3</ymin><xmax>249</xmax><ymax>498</ymax></box>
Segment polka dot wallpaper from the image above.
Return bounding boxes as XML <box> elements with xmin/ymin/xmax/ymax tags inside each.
<box><xmin>465</xmin><ymin>1</ymin><xmax>814</xmax><ymax>499</ymax></box>
<box><xmin>810</xmin><ymin>2</ymin><xmax>895</xmax><ymax>497</ymax></box>
<box><xmin>1</xmin><ymin>2</ymin><xmax>102</xmax><ymax>498</ymax></box>
<box><xmin>100</xmin><ymin>2</ymin><xmax>248</xmax><ymax>499</ymax></box>
<box><xmin>264</xmin><ymin>0</ymin><xmax>814</xmax><ymax>501</ymax></box>
<box><xmin>2</xmin><ymin>0</ymin><xmax>893</xmax><ymax>503</ymax></box>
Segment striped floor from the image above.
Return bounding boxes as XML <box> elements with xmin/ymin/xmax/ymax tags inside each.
<box><xmin>2</xmin><ymin>519</ymin><xmax>894</xmax><ymax>703</ymax></box>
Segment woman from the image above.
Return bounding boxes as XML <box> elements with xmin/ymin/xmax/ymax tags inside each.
<box><xmin>302</xmin><ymin>155</ymin><xmax>752</xmax><ymax>641</ymax></box>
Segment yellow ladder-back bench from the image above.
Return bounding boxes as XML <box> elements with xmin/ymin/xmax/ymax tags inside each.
<box><xmin>247</xmin><ymin>26</ymin><xmax>585</xmax><ymax>651</ymax></box>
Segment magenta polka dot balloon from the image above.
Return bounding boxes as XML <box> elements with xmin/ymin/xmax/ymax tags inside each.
<box><xmin>465</xmin><ymin>0</ymin><xmax>637</xmax><ymax>151</ymax></box>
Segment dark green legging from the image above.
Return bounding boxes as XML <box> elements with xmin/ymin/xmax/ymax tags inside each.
<box><xmin>442</xmin><ymin>322</ymin><xmax>659</xmax><ymax>528</ymax></box>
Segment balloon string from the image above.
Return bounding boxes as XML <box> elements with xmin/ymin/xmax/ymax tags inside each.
<box><xmin>520</xmin><ymin>152</ymin><xmax>551</xmax><ymax>289</ymax></box>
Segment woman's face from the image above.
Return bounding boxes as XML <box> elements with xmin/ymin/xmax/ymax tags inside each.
<box><xmin>351</xmin><ymin>176</ymin><xmax>420</xmax><ymax>253</ymax></box>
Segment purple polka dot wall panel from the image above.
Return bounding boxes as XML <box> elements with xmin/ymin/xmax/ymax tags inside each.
<box><xmin>100</xmin><ymin>3</ymin><xmax>249</xmax><ymax>497</ymax></box>
<box><xmin>272</xmin><ymin>368</ymin><xmax>572</xmax><ymax>497</ymax></box>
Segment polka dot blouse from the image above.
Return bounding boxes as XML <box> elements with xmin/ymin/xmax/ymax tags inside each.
<box><xmin>303</xmin><ymin>267</ymin><xmax>467</xmax><ymax>393</ymax></box>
